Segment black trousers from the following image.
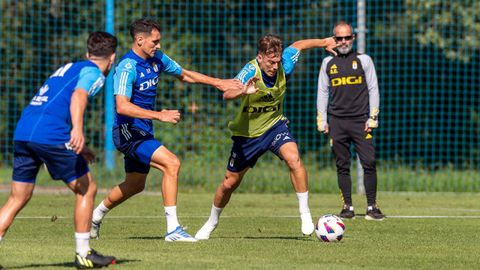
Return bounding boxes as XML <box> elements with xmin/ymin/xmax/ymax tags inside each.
<box><xmin>329</xmin><ymin>115</ymin><xmax>378</xmax><ymax>206</ymax></box>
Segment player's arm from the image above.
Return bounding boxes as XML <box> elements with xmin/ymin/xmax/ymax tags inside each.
<box><xmin>178</xmin><ymin>69</ymin><xmax>248</xmax><ymax>99</ymax></box>
<box><xmin>69</xmin><ymin>88</ymin><xmax>89</xmax><ymax>154</ymax></box>
<box><xmin>290</xmin><ymin>37</ymin><xmax>338</xmax><ymax>55</ymax></box>
<box><xmin>316</xmin><ymin>58</ymin><xmax>331</xmax><ymax>134</ymax></box>
<box><xmin>159</xmin><ymin>52</ymin><xmax>248</xmax><ymax>99</ymax></box>
<box><xmin>115</xmin><ymin>95</ymin><xmax>180</xmax><ymax>124</ymax></box>
<box><xmin>114</xmin><ymin>59</ymin><xmax>180</xmax><ymax>124</ymax></box>
<box><xmin>69</xmin><ymin>66</ymin><xmax>105</xmax><ymax>155</ymax></box>
<box><xmin>359</xmin><ymin>55</ymin><xmax>380</xmax><ymax>131</ymax></box>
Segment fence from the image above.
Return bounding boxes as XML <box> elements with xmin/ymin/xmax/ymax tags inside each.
<box><xmin>0</xmin><ymin>0</ymin><xmax>479</xmax><ymax>192</ymax></box>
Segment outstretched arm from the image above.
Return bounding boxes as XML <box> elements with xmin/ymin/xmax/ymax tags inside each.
<box><xmin>290</xmin><ymin>37</ymin><xmax>337</xmax><ymax>55</ymax></box>
<box><xmin>178</xmin><ymin>69</ymin><xmax>246</xmax><ymax>99</ymax></box>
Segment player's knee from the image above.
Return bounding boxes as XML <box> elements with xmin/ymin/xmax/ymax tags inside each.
<box><xmin>12</xmin><ymin>192</ymin><xmax>32</xmax><ymax>206</ymax></box>
<box><xmin>164</xmin><ymin>157</ymin><xmax>181</xmax><ymax>176</ymax></box>
<box><xmin>362</xmin><ymin>159</ymin><xmax>377</xmax><ymax>171</ymax></box>
<box><xmin>221</xmin><ymin>175</ymin><xmax>241</xmax><ymax>192</ymax></box>
<box><xmin>284</xmin><ymin>154</ymin><xmax>302</xmax><ymax>170</ymax></box>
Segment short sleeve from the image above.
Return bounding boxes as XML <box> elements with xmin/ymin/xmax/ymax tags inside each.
<box><xmin>234</xmin><ymin>63</ymin><xmax>257</xmax><ymax>85</ymax></box>
<box><xmin>76</xmin><ymin>66</ymin><xmax>105</xmax><ymax>97</ymax></box>
<box><xmin>114</xmin><ymin>59</ymin><xmax>137</xmax><ymax>98</ymax></box>
<box><xmin>159</xmin><ymin>53</ymin><xmax>183</xmax><ymax>76</ymax></box>
<box><xmin>282</xmin><ymin>46</ymin><xmax>301</xmax><ymax>77</ymax></box>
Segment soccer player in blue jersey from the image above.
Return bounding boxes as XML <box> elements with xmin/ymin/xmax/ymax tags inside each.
<box><xmin>0</xmin><ymin>32</ymin><xmax>117</xmax><ymax>268</ymax></box>
<box><xmin>195</xmin><ymin>34</ymin><xmax>337</xmax><ymax>240</ymax></box>
<box><xmin>90</xmin><ymin>18</ymin><xmax>250</xmax><ymax>242</ymax></box>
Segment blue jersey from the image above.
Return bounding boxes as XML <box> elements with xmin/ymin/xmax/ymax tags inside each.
<box><xmin>235</xmin><ymin>46</ymin><xmax>300</xmax><ymax>86</ymax></box>
<box><xmin>113</xmin><ymin>50</ymin><xmax>183</xmax><ymax>135</ymax></box>
<box><xmin>14</xmin><ymin>61</ymin><xmax>105</xmax><ymax>144</ymax></box>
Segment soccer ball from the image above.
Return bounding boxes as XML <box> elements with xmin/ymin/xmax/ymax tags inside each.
<box><xmin>315</xmin><ymin>214</ymin><xmax>345</xmax><ymax>242</ymax></box>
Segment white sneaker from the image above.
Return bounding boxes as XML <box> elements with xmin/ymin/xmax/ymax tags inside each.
<box><xmin>165</xmin><ymin>226</ymin><xmax>197</xmax><ymax>242</ymax></box>
<box><xmin>195</xmin><ymin>223</ymin><xmax>217</xmax><ymax>240</ymax></box>
<box><xmin>90</xmin><ymin>221</ymin><xmax>101</xmax><ymax>239</ymax></box>
<box><xmin>300</xmin><ymin>213</ymin><xmax>314</xmax><ymax>235</ymax></box>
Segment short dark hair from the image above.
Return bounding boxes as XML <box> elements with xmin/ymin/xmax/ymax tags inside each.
<box><xmin>257</xmin><ymin>34</ymin><xmax>283</xmax><ymax>56</ymax></box>
<box><xmin>87</xmin><ymin>31</ymin><xmax>117</xmax><ymax>57</ymax></box>
<box><xmin>130</xmin><ymin>18</ymin><xmax>161</xmax><ymax>39</ymax></box>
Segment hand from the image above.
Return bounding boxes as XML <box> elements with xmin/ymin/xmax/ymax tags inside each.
<box><xmin>325</xmin><ymin>37</ymin><xmax>338</xmax><ymax>56</ymax></box>
<box><xmin>322</xmin><ymin>123</ymin><xmax>329</xmax><ymax>134</ymax></box>
<box><xmin>69</xmin><ymin>127</ymin><xmax>84</xmax><ymax>154</ymax></box>
<box><xmin>156</xmin><ymin>109</ymin><xmax>181</xmax><ymax>124</ymax></box>
<box><xmin>218</xmin><ymin>78</ymin><xmax>244</xmax><ymax>93</ymax></box>
<box><xmin>366</xmin><ymin>118</ymin><xmax>378</xmax><ymax>131</ymax></box>
<box><xmin>81</xmin><ymin>146</ymin><xmax>96</xmax><ymax>164</ymax></box>
<box><xmin>244</xmin><ymin>77</ymin><xmax>259</xmax><ymax>94</ymax></box>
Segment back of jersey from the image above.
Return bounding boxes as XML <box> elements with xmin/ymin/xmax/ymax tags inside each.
<box><xmin>14</xmin><ymin>61</ymin><xmax>103</xmax><ymax>145</ymax></box>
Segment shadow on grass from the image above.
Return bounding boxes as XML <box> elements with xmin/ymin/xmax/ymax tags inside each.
<box><xmin>217</xmin><ymin>236</ymin><xmax>312</xmax><ymax>241</ymax></box>
<box><xmin>5</xmin><ymin>259</ymin><xmax>139</xmax><ymax>269</ymax></box>
<box><xmin>128</xmin><ymin>236</ymin><xmax>164</xmax><ymax>240</ymax></box>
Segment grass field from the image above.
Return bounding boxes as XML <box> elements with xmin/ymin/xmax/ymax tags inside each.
<box><xmin>1</xmin><ymin>191</ymin><xmax>480</xmax><ymax>269</ymax></box>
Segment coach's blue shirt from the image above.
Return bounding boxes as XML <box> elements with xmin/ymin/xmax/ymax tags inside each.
<box><xmin>14</xmin><ymin>61</ymin><xmax>105</xmax><ymax>144</ymax></box>
<box><xmin>235</xmin><ymin>46</ymin><xmax>300</xmax><ymax>86</ymax></box>
<box><xmin>113</xmin><ymin>50</ymin><xmax>183</xmax><ymax>135</ymax></box>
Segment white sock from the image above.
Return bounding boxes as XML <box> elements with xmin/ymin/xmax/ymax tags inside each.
<box><xmin>296</xmin><ymin>191</ymin><xmax>311</xmax><ymax>215</ymax></box>
<box><xmin>92</xmin><ymin>201</ymin><xmax>110</xmax><ymax>224</ymax></box>
<box><xmin>0</xmin><ymin>236</ymin><xmax>3</xmax><ymax>242</ymax></box>
<box><xmin>75</xmin><ymin>232</ymin><xmax>91</xmax><ymax>257</ymax></box>
<box><xmin>92</xmin><ymin>201</ymin><xmax>110</xmax><ymax>223</ymax></box>
<box><xmin>165</xmin><ymin>206</ymin><xmax>180</xmax><ymax>233</ymax></box>
<box><xmin>207</xmin><ymin>205</ymin><xmax>223</xmax><ymax>226</ymax></box>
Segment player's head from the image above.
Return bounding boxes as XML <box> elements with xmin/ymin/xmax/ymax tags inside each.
<box><xmin>130</xmin><ymin>18</ymin><xmax>162</xmax><ymax>58</ymax></box>
<box><xmin>256</xmin><ymin>34</ymin><xmax>283</xmax><ymax>77</ymax></box>
<box><xmin>86</xmin><ymin>31</ymin><xmax>118</xmax><ymax>75</ymax></box>
<box><xmin>333</xmin><ymin>21</ymin><xmax>355</xmax><ymax>55</ymax></box>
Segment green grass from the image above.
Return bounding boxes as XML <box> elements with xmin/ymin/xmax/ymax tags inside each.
<box><xmin>1</xmin><ymin>192</ymin><xmax>480</xmax><ymax>269</ymax></box>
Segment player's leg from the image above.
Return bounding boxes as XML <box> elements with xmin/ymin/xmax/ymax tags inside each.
<box><xmin>329</xmin><ymin>117</ymin><xmax>355</xmax><ymax>219</ymax></box>
<box><xmin>350</xmin><ymin>118</ymin><xmax>385</xmax><ymax>220</ymax></box>
<box><xmin>277</xmin><ymin>141</ymin><xmax>314</xmax><ymax>235</ymax></box>
<box><xmin>67</xmin><ymin>173</ymin><xmax>116</xmax><ymax>268</ymax></box>
<box><xmin>195</xmin><ymin>168</ymin><xmax>248</xmax><ymax>240</ymax></box>
<box><xmin>92</xmin><ymin>129</ymin><xmax>153</xmax><ymax>239</ymax></box>
<box><xmin>148</xmin><ymin>145</ymin><xmax>196</xmax><ymax>242</ymax></box>
<box><xmin>0</xmin><ymin>182</ymin><xmax>35</xmax><ymax>239</ymax></box>
<box><xmin>0</xmin><ymin>141</ymin><xmax>40</xmax><ymax>239</ymax></box>
<box><xmin>91</xmin><ymin>172</ymin><xmax>148</xmax><ymax>239</ymax></box>
<box><xmin>196</xmin><ymin>134</ymin><xmax>260</xmax><ymax>240</ymax></box>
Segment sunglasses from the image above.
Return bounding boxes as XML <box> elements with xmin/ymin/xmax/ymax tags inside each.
<box><xmin>334</xmin><ymin>35</ymin><xmax>354</xmax><ymax>41</ymax></box>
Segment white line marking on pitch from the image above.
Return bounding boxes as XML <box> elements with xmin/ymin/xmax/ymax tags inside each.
<box><xmin>16</xmin><ymin>215</ymin><xmax>480</xmax><ymax>219</ymax></box>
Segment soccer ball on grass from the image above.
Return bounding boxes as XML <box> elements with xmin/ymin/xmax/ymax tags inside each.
<box><xmin>315</xmin><ymin>214</ymin><xmax>345</xmax><ymax>242</ymax></box>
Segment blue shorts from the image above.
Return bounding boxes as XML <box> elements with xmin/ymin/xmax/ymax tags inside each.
<box><xmin>113</xmin><ymin>124</ymin><xmax>162</xmax><ymax>174</ymax></box>
<box><xmin>12</xmin><ymin>141</ymin><xmax>89</xmax><ymax>184</ymax></box>
<box><xmin>227</xmin><ymin>120</ymin><xmax>296</xmax><ymax>172</ymax></box>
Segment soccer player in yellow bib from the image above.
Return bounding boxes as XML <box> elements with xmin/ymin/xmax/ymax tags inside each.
<box><xmin>195</xmin><ymin>35</ymin><xmax>337</xmax><ymax>239</ymax></box>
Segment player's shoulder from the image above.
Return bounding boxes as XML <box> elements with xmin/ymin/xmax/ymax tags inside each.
<box><xmin>356</xmin><ymin>53</ymin><xmax>373</xmax><ymax>62</ymax></box>
<box><xmin>117</xmin><ymin>57</ymin><xmax>138</xmax><ymax>72</ymax></box>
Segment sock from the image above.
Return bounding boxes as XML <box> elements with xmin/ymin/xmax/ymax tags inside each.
<box><xmin>92</xmin><ymin>201</ymin><xmax>110</xmax><ymax>224</ymax></box>
<box><xmin>207</xmin><ymin>205</ymin><xmax>223</xmax><ymax>226</ymax></box>
<box><xmin>75</xmin><ymin>232</ymin><xmax>91</xmax><ymax>257</ymax></box>
<box><xmin>296</xmin><ymin>191</ymin><xmax>311</xmax><ymax>215</ymax></box>
<box><xmin>165</xmin><ymin>206</ymin><xmax>180</xmax><ymax>233</ymax></box>
<box><xmin>0</xmin><ymin>236</ymin><xmax>3</xmax><ymax>242</ymax></box>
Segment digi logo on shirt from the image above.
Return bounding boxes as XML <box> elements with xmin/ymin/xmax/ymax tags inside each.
<box><xmin>139</xmin><ymin>76</ymin><xmax>159</xmax><ymax>91</ymax></box>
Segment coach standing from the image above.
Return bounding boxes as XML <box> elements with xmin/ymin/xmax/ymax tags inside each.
<box><xmin>316</xmin><ymin>21</ymin><xmax>385</xmax><ymax>221</ymax></box>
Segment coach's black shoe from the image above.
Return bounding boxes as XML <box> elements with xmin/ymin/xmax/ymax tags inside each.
<box><xmin>339</xmin><ymin>205</ymin><xmax>355</xmax><ymax>219</ymax></box>
<box><xmin>365</xmin><ymin>205</ymin><xmax>385</xmax><ymax>221</ymax></box>
<box><xmin>74</xmin><ymin>249</ymin><xmax>116</xmax><ymax>269</ymax></box>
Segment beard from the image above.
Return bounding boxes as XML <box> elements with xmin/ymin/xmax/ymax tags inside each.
<box><xmin>337</xmin><ymin>43</ymin><xmax>353</xmax><ymax>55</ymax></box>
